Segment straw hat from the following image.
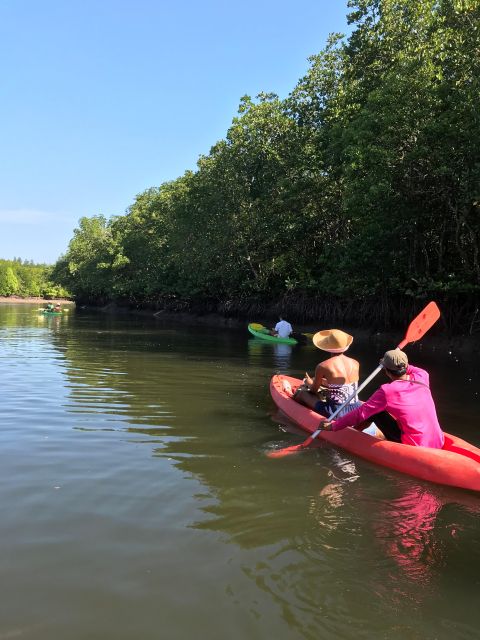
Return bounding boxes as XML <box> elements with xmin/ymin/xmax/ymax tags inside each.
<box><xmin>312</xmin><ymin>329</ymin><xmax>353</xmax><ymax>353</ymax></box>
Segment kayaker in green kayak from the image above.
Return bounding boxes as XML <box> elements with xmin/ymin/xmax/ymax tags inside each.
<box><xmin>269</xmin><ymin>315</ymin><xmax>293</xmax><ymax>339</ymax></box>
<box><xmin>44</xmin><ymin>302</ymin><xmax>62</xmax><ymax>313</ymax></box>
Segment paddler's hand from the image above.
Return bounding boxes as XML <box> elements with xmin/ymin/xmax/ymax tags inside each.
<box><xmin>303</xmin><ymin>372</ymin><xmax>313</xmax><ymax>389</ymax></box>
<box><xmin>322</xmin><ymin>421</ymin><xmax>334</xmax><ymax>431</ymax></box>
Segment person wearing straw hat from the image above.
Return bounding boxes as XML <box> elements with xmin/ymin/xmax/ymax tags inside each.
<box><xmin>293</xmin><ymin>329</ymin><xmax>362</xmax><ymax>418</ymax></box>
<box><xmin>322</xmin><ymin>348</ymin><xmax>445</xmax><ymax>448</ymax></box>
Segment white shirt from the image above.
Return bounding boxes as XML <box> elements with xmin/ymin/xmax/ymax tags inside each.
<box><xmin>275</xmin><ymin>320</ymin><xmax>293</xmax><ymax>338</ymax></box>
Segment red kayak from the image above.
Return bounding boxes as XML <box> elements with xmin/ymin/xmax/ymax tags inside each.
<box><xmin>270</xmin><ymin>374</ymin><xmax>480</xmax><ymax>493</ymax></box>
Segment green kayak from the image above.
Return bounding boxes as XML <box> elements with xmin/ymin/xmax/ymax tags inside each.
<box><xmin>39</xmin><ymin>310</ymin><xmax>62</xmax><ymax>316</ymax></box>
<box><xmin>247</xmin><ymin>323</ymin><xmax>298</xmax><ymax>345</ymax></box>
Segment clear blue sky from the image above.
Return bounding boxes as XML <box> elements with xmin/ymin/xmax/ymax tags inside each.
<box><xmin>0</xmin><ymin>0</ymin><xmax>350</xmax><ymax>264</ymax></box>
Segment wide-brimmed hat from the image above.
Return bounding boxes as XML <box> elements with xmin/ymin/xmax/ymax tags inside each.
<box><xmin>312</xmin><ymin>329</ymin><xmax>353</xmax><ymax>353</ymax></box>
<box><xmin>381</xmin><ymin>348</ymin><xmax>408</xmax><ymax>373</ymax></box>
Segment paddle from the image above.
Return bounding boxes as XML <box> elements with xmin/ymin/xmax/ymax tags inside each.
<box><xmin>267</xmin><ymin>301</ymin><xmax>441</xmax><ymax>458</ymax></box>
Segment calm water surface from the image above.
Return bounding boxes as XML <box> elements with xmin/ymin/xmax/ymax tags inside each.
<box><xmin>1</xmin><ymin>304</ymin><xmax>479</xmax><ymax>640</ymax></box>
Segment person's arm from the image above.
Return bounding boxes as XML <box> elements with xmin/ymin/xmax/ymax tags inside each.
<box><xmin>323</xmin><ymin>387</ymin><xmax>388</xmax><ymax>431</ymax></box>
<box><xmin>406</xmin><ymin>364</ymin><xmax>429</xmax><ymax>384</ymax></box>
<box><xmin>270</xmin><ymin>321</ymin><xmax>281</xmax><ymax>335</ymax></box>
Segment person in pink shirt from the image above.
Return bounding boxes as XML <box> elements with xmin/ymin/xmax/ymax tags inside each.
<box><xmin>322</xmin><ymin>348</ymin><xmax>445</xmax><ymax>448</ymax></box>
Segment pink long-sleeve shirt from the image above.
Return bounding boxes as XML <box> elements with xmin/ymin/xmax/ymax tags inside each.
<box><xmin>331</xmin><ymin>365</ymin><xmax>445</xmax><ymax>448</ymax></box>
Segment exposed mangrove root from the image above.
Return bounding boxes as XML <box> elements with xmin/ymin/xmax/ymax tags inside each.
<box><xmin>74</xmin><ymin>293</ymin><xmax>479</xmax><ymax>337</ymax></box>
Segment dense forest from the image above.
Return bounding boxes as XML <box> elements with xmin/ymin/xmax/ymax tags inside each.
<box><xmin>0</xmin><ymin>259</ymin><xmax>69</xmax><ymax>299</ymax></box>
<box><xmin>51</xmin><ymin>0</ymin><xmax>480</xmax><ymax>334</ymax></box>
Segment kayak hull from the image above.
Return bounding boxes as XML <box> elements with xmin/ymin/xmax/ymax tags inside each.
<box><xmin>248</xmin><ymin>323</ymin><xmax>297</xmax><ymax>345</ymax></box>
<box><xmin>270</xmin><ymin>374</ymin><xmax>480</xmax><ymax>493</ymax></box>
<box><xmin>40</xmin><ymin>310</ymin><xmax>62</xmax><ymax>316</ymax></box>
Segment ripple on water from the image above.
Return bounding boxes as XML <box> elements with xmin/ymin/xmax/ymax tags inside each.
<box><xmin>1</xmin><ymin>314</ymin><xmax>480</xmax><ymax>639</ymax></box>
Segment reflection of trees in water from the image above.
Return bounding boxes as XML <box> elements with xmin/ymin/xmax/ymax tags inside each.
<box><xmin>50</xmin><ymin>316</ymin><xmax>263</xmax><ymax>433</ymax></box>
<box><xmin>45</xmin><ymin>314</ymin><xmax>480</xmax><ymax>636</ymax></box>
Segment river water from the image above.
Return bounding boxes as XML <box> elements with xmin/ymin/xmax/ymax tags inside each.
<box><xmin>0</xmin><ymin>303</ymin><xmax>479</xmax><ymax>640</ymax></box>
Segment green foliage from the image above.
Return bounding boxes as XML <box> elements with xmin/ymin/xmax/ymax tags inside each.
<box><xmin>0</xmin><ymin>259</ymin><xmax>69</xmax><ymax>298</ymax></box>
<box><xmin>50</xmin><ymin>216</ymin><xmax>119</xmax><ymax>300</ymax></box>
<box><xmin>50</xmin><ymin>0</ymin><xmax>480</xmax><ymax>315</ymax></box>
<box><xmin>0</xmin><ymin>265</ymin><xmax>19</xmax><ymax>296</ymax></box>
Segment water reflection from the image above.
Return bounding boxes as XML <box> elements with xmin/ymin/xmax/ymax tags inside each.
<box><xmin>272</xmin><ymin>343</ymin><xmax>293</xmax><ymax>370</ymax></box>
<box><xmin>371</xmin><ymin>482</ymin><xmax>480</xmax><ymax>585</ymax></box>
<box><xmin>3</xmin><ymin>304</ymin><xmax>480</xmax><ymax>639</ymax></box>
<box><xmin>0</xmin><ymin>302</ymin><xmax>74</xmax><ymax>329</ymax></box>
<box><xmin>247</xmin><ymin>338</ymin><xmax>293</xmax><ymax>372</ymax></box>
<box><xmin>37</xmin><ymin>312</ymin><xmax>480</xmax><ymax>589</ymax></box>
<box><xmin>182</xmin><ymin>435</ymin><xmax>480</xmax><ymax>635</ymax></box>
<box><xmin>372</xmin><ymin>485</ymin><xmax>444</xmax><ymax>589</ymax></box>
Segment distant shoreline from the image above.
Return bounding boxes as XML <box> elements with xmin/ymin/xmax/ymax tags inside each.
<box><xmin>0</xmin><ymin>296</ymin><xmax>74</xmax><ymax>305</ymax></box>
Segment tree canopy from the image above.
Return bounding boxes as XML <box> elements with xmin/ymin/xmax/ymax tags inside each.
<box><xmin>51</xmin><ymin>0</ymin><xmax>480</xmax><ymax>332</ymax></box>
<box><xmin>0</xmin><ymin>258</ymin><xmax>69</xmax><ymax>299</ymax></box>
